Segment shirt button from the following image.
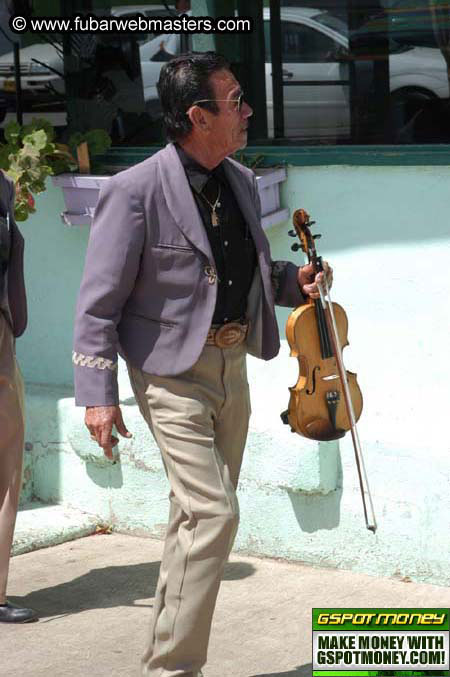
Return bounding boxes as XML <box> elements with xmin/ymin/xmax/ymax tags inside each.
<box><xmin>224</xmin><ymin>240</ymin><xmax>229</xmax><ymax>246</ymax></box>
<box><xmin>228</xmin><ymin>280</ymin><xmax>233</xmax><ymax>286</ymax></box>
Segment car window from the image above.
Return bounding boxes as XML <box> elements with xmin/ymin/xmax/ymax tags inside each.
<box><xmin>282</xmin><ymin>21</ymin><xmax>341</xmax><ymax>63</ymax></box>
<box><xmin>263</xmin><ymin>20</ymin><xmax>340</xmax><ymax>62</ymax></box>
<box><xmin>314</xmin><ymin>12</ymin><xmax>348</xmax><ymax>37</ymax></box>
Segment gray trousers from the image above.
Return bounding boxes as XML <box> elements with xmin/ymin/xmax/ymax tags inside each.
<box><xmin>0</xmin><ymin>313</ymin><xmax>24</xmax><ymax>603</ymax></box>
<box><xmin>128</xmin><ymin>341</ymin><xmax>251</xmax><ymax>677</ymax></box>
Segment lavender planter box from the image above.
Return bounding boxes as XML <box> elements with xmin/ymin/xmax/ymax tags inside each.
<box><xmin>53</xmin><ymin>167</ymin><xmax>288</xmax><ymax>229</ymax></box>
<box><xmin>52</xmin><ymin>174</ymin><xmax>110</xmax><ymax>226</ymax></box>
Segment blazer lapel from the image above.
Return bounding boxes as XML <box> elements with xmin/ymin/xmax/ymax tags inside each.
<box><xmin>222</xmin><ymin>160</ymin><xmax>267</xmax><ymax>254</ymax></box>
<box><xmin>157</xmin><ymin>143</ymin><xmax>214</xmax><ymax>261</ymax></box>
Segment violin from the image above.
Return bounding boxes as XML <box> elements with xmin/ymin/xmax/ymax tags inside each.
<box><xmin>281</xmin><ymin>208</ymin><xmax>377</xmax><ymax>532</ymax></box>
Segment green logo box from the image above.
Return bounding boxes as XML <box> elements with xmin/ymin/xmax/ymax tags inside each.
<box><xmin>312</xmin><ymin>608</ymin><xmax>449</xmax><ymax>677</ymax></box>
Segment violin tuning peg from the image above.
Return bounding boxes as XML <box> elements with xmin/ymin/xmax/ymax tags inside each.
<box><xmin>291</xmin><ymin>243</ymin><xmax>301</xmax><ymax>252</ymax></box>
<box><xmin>288</xmin><ymin>230</ymin><xmax>296</xmax><ymax>237</ymax></box>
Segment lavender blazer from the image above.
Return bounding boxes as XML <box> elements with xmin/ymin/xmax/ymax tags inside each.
<box><xmin>73</xmin><ymin>143</ymin><xmax>304</xmax><ymax>406</ymax></box>
<box><xmin>0</xmin><ymin>171</ymin><xmax>27</xmax><ymax>338</ymax></box>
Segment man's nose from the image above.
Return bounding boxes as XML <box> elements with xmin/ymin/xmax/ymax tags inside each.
<box><xmin>241</xmin><ymin>101</ymin><xmax>253</xmax><ymax>118</ymax></box>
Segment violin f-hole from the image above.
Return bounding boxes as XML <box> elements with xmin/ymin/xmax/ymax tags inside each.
<box><xmin>306</xmin><ymin>365</ymin><xmax>320</xmax><ymax>395</ymax></box>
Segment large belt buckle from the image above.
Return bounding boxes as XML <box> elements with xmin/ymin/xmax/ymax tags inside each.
<box><xmin>214</xmin><ymin>322</ymin><xmax>246</xmax><ymax>348</ymax></box>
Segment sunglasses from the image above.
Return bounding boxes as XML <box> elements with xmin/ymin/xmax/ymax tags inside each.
<box><xmin>189</xmin><ymin>92</ymin><xmax>244</xmax><ymax>113</ymax></box>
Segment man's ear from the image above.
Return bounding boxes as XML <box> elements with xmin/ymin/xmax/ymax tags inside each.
<box><xmin>187</xmin><ymin>106</ymin><xmax>210</xmax><ymax>132</ymax></box>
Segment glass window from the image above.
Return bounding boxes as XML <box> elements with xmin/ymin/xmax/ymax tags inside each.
<box><xmin>281</xmin><ymin>21</ymin><xmax>341</xmax><ymax>62</ymax></box>
<box><xmin>3</xmin><ymin>0</ymin><xmax>450</xmax><ymax>147</ymax></box>
<box><xmin>0</xmin><ymin>1</ymin><xmax>186</xmax><ymax>145</ymax></box>
<box><xmin>264</xmin><ymin>1</ymin><xmax>450</xmax><ymax>144</ymax></box>
<box><xmin>0</xmin><ymin>2</ymin><xmax>66</xmax><ymax>136</ymax></box>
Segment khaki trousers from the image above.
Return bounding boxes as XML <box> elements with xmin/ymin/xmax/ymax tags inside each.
<box><xmin>128</xmin><ymin>342</ymin><xmax>251</xmax><ymax>677</ymax></box>
<box><xmin>0</xmin><ymin>313</ymin><xmax>25</xmax><ymax>603</ymax></box>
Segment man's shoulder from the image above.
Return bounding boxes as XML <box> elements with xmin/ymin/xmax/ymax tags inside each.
<box><xmin>0</xmin><ymin>170</ymin><xmax>14</xmax><ymax>215</ymax></box>
<box><xmin>223</xmin><ymin>155</ymin><xmax>255</xmax><ymax>181</ymax></box>
<box><xmin>0</xmin><ymin>169</ymin><xmax>13</xmax><ymax>199</ymax></box>
<box><xmin>107</xmin><ymin>150</ymin><xmax>166</xmax><ymax>196</ymax></box>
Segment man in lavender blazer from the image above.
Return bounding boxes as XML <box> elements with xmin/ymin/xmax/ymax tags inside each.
<box><xmin>73</xmin><ymin>53</ymin><xmax>331</xmax><ymax>676</ymax></box>
<box><xmin>0</xmin><ymin>170</ymin><xmax>37</xmax><ymax>623</ymax></box>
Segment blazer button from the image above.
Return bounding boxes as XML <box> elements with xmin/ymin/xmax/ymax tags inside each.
<box><xmin>204</xmin><ymin>265</ymin><xmax>217</xmax><ymax>284</ymax></box>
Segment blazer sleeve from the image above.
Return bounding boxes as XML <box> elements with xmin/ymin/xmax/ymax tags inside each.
<box><xmin>73</xmin><ymin>176</ymin><xmax>145</xmax><ymax>406</ymax></box>
<box><xmin>3</xmin><ymin>173</ymin><xmax>27</xmax><ymax>337</ymax></box>
<box><xmin>251</xmin><ymin>174</ymin><xmax>305</xmax><ymax>309</ymax></box>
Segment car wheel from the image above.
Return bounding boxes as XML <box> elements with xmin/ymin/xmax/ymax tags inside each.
<box><xmin>389</xmin><ymin>87</ymin><xmax>438</xmax><ymax>142</ymax></box>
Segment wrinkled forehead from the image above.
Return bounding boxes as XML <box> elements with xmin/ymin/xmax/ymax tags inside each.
<box><xmin>209</xmin><ymin>68</ymin><xmax>241</xmax><ymax>99</ymax></box>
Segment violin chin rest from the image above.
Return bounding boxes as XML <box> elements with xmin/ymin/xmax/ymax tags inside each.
<box><xmin>305</xmin><ymin>419</ymin><xmax>346</xmax><ymax>441</ymax></box>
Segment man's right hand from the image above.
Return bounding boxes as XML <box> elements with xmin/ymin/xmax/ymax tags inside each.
<box><xmin>85</xmin><ymin>405</ymin><xmax>132</xmax><ymax>460</ymax></box>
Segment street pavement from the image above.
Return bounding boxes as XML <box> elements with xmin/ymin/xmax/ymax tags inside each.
<box><xmin>1</xmin><ymin>533</ymin><xmax>449</xmax><ymax>677</ymax></box>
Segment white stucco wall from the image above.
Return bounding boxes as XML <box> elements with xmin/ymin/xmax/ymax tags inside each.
<box><xmin>16</xmin><ymin>165</ymin><xmax>450</xmax><ymax>585</ymax></box>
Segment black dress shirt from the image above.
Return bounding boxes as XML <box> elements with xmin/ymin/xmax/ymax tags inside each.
<box><xmin>176</xmin><ymin>144</ymin><xmax>257</xmax><ymax>325</ymax></box>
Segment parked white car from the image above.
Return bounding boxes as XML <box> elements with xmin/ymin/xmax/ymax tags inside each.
<box><xmin>0</xmin><ymin>4</ymin><xmax>180</xmax><ymax>124</ymax></box>
<box><xmin>263</xmin><ymin>7</ymin><xmax>450</xmax><ymax>138</ymax></box>
<box><xmin>1</xmin><ymin>5</ymin><xmax>448</xmax><ymax>138</ymax></box>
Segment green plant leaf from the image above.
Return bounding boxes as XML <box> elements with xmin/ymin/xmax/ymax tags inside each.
<box><xmin>68</xmin><ymin>128</ymin><xmax>112</xmax><ymax>159</ymax></box>
<box><xmin>84</xmin><ymin>129</ymin><xmax>112</xmax><ymax>156</ymax></box>
<box><xmin>68</xmin><ymin>132</ymin><xmax>84</xmax><ymax>156</ymax></box>
<box><xmin>4</xmin><ymin>120</ymin><xmax>21</xmax><ymax>146</ymax></box>
<box><xmin>22</xmin><ymin>117</ymin><xmax>55</xmax><ymax>142</ymax></box>
<box><xmin>22</xmin><ymin>129</ymin><xmax>49</xmax><ymax>152</ymax></box>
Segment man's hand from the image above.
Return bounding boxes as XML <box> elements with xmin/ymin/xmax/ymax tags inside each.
<box><xmin>85</xmin><ymin>405</ymin><xmax>132</xmax><ymax>461</ymax></box>
<box><xmin>298</xmin><ymin>261</ymin><xmax>333</xmax><ymax>300</ymax></box>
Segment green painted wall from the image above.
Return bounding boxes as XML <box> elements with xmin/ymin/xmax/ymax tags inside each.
<box><xmin>17</xmin><ymin>182</ymin><xmax>88</xmax><ymax>386</ymax></box>
<box><xmin>15</xmin><ymin>161</ymin><xmax>450</xmax><ymax>585</ymax></box>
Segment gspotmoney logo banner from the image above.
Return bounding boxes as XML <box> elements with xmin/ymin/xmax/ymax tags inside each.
<box><xmin>312</xmin><ymin>608</ymin><xmax>449</xmax><ymax>677</ymax></box>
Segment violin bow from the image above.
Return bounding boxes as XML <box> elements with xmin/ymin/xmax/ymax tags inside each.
<box><xmin>318</xmin><ymin>274</ymin><xmax>378</xmax><ymax>533</ymax></box>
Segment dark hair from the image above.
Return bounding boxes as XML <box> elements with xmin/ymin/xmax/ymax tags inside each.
<box><xmin>157</xmin><ymin>51</ymin><xmax>229</xmax><ymax>142</ymax></box>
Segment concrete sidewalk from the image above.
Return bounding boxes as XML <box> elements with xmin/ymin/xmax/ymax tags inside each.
<box><xmin>1</xmin><ymin>532</ymin><xmax>449</xmax><ymax>677</ymax></box>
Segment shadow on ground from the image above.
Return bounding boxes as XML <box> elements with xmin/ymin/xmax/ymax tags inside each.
<box><xmin>250</xmin><ymin>665</ymin><xmax>312</xmax><ymax>676</ymax></box>
<box><xmin>9</xmin><ymin>560</ymin><xmax>255</xmax><ymax>619</ymax></box>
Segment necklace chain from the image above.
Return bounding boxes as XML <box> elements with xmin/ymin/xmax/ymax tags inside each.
<box><xmin>199</xmin><ymin>183</ymin><xmax>221</xmax><ymax>227</ymax></box>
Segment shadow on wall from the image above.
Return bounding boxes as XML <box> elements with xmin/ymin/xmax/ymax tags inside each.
<box><xmin>286</xmin><ymin>486</ymin><xmax>343</xmax><ymax>533</ymax></box>
<box><xmin>9</xmin><ymin>559</ymin><xmax>256</xmax><ymax>620</ymax></box>
<box><xmin>284</xmin><ymin>445</ymin><xmax>343</xmax><ymax>533</ymax></box>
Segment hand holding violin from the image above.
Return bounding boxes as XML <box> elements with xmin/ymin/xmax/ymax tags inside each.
<box><xmin>298</xmin><ymin>261</ymin><xmax>333</xmax><ymax>300</ymax></box>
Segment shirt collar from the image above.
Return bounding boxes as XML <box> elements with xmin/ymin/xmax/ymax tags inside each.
<box><xmin>175</xmin><ymin>143</ymin><xmax>226</xmax><ymax>194</ymax></box>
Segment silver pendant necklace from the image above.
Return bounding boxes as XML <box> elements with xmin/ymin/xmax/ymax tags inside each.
<box><xmin>199</xmin><ymin>183</ymin><xmax>221</xmax><ymax>227</ymax></box>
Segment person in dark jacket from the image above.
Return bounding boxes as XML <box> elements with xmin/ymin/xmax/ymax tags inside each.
<box><xmin>0</xmin><ymin>169</ymin><xmax>37</xmax><ymax>623</ymax></box>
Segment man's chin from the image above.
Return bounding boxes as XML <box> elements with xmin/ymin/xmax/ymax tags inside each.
<box><xmin>236</xmin><ymin>132</ymin><xmax>248</xmax><ymax>151</ymax></box>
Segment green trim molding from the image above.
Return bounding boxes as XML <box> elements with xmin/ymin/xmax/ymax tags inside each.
<box><xmin>97</xmin><ymin>144</ymin><xmax>450</xmax><ymax>171</ymax></box>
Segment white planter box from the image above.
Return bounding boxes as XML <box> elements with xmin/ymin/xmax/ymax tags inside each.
<box><xmin>255</xmin><ymin>167</ymin><xmax>289</xmax><ymax>229</ymax></box>
<box><xmin>52</xmin><ymin>174</ymin><xmax>109</xmax><ymax>226</ymax></box>
<box><xmin>53</xmin><ymin>167</ymin><xmax>288</xmax><ymax>229</ymax></box>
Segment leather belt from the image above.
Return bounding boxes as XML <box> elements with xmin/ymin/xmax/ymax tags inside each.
<box><xmin>206</xmin><ymin>320</ymin><xmax>249</xmax><ymax>348</ymax></box>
